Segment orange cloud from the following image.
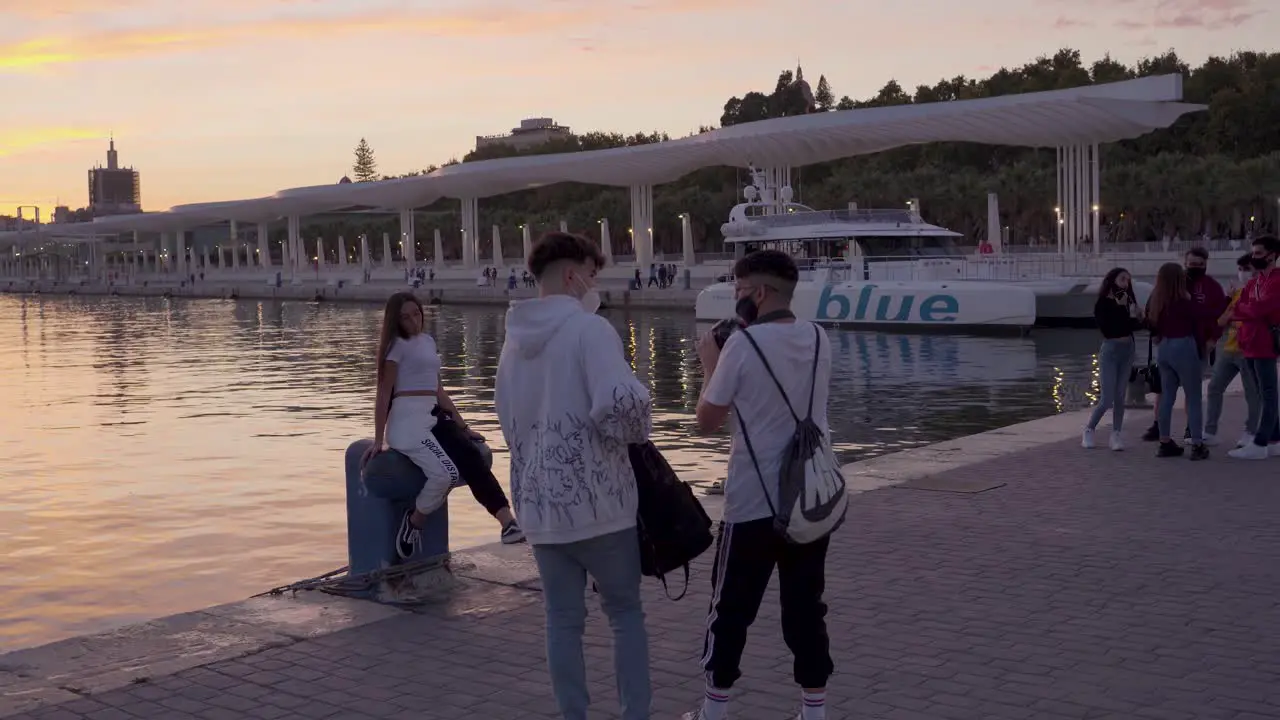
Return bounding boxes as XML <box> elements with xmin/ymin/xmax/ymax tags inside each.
<box><xmin>0</xmin><ymin>0</ymin><xmax>744</xmax><ymax>72</ymax></box>
<box><xmin>0</xmin><ymin>127</ymin><xmax>103</xmax><ymax>157</ymax></box>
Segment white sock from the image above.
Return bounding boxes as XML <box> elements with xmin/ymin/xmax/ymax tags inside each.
<box><xmin>701</xmin><ymin>686</ymin><xmax>730</xmax><ymax>720</ymax></box>
<box><xmin>800</xmin><ymin>690</ymin><xmax>826</xmax><ymax>720</ymax></box>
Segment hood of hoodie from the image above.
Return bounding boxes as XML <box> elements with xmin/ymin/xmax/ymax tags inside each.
<box><xmin>504</xmin><ymin>294</ymin><xmax>585</xmax><ymax>359</ymax></box>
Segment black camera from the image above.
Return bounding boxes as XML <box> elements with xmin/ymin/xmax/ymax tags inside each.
<box><xmin>711</xmin><ymin>317</ymin><xmax>744</xmax><ymax>349</ymax></box>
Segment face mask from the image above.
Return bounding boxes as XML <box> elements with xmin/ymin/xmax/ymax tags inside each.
<box><xmin>1251</xmin><ymin>256</ymin><xmax>1271</xmax><ymax>271</ymax></box>
<box><xmin>1239</xmin><ymin>270</ymin><xmax>1252</xmax><ymax>283</ymax></box>
<box><xmin>735</xmin><ymin>293</ymin><xmax>760</xmax><ymax>325</ymax></box>
<box><xmin>1185</xmin><ymin>267</ymin><xmax>1206</xmax><ymax>280</ymax></box>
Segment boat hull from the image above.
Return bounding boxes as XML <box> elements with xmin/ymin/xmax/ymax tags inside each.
<box><xmin>695</xmin><ymin>280</ymin><xmax>1037</xmax><ymax>333</ymax></box>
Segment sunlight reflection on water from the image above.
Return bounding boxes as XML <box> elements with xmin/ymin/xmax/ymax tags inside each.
<box><xmin>0</xmin><ymin>294</ymin><xmax>1105</xmax><ymax>652</ymax></box>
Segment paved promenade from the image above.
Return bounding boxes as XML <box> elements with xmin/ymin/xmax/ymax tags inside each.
<box><xmin>6</xmin><ymin>399</ymin><xmax>1280</xmax><ymax>719</ymax></box>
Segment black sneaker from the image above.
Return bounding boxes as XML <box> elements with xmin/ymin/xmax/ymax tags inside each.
<box><xmin>500</xmin><ymin>520</ymin><xmax>526</xmax><ymax>544</ymax></box>
<box><xmin>396</xmin><ymin>509</ymin><xmax>421</xmax><ymax>560</ymax></box>
<box><xmin>1142</xmin><ymin>422</ymin><xmax>1160</xmax><ymax>442</ymax></box>
<box><xmin>1157</xmin><ymin>440</ymin><xmax>1185</xmax><ymax>458</ymax></box>
<box><xmin>1188</xmin><ymin>443</ymin><xmax>1210</xmax><ymax>461</ymax></box>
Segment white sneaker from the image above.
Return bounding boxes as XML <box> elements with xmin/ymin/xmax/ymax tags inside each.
<box><xmin>1237</xmin><ymin>431</ymin><xmax>1255</xmax><ymax>448</ymax></box>
<box><xmin>1228</xmin><ymin>443</ymin><xmax>1268</xmax><ymax>460</ymax></box>
<box><xmin>1109</xmin><ymin>432</ymin><xmax>1124</xmax><ymax>451</ymax></box>
<box><xmin>1081</xmin><ymin>428</ymin><xmax>1095</xmax><ymax>449</ymax></box>
<box><xmin>1201</xmin><ymin>433</ymin><xmax>1220</xmax><ymax>447</ymax></box>
<box><xmin>1269</xmin><ymin>444</ymin><xmax>1280</xmax><ymax>457</ymax></box>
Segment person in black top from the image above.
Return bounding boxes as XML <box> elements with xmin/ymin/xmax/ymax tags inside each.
<box><xmin>1083</xmin><ymin>268</ymin><xmax>1143</xmax><ymax>451</ymax></box>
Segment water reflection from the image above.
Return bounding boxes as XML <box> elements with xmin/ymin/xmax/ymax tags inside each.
<box><xmin>0</xmin><ymin>295</ymin><xmax>1104</xmax><ymax>653</ymax></box>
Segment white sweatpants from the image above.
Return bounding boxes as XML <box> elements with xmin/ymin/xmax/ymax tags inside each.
<box><xmin>385</xmin><ymin>396</ymin><xmax>460</xmax><ymax>515</ymax></box>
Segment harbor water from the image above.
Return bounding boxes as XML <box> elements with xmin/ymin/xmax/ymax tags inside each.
<box><xmin>0</xmin><ymin>294</ymin><xmax>1113</xmax><ymax>653</ymax></box>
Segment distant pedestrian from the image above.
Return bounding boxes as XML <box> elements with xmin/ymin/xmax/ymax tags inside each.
<box><xmin>1082</xmin><ymin>267</ymin><xmax>1142</xmax><ymax>451</ymax></box>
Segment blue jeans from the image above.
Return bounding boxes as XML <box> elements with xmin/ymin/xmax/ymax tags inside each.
<box><xmin>1245</xmin><ymin>358</ymin><xmax>1280</xmax><ymax>447</ymax></box>
<box><xmin>1088</xmin><ymin>338</ymin><xmax>1136</xmax><ymax>431</ymax></box>
<box><xmin>1205</xmin><ymin>351</ymin><xmax>1261</xmax><ymax>436</ymax></box>
<box><xmin>1157</xmin><ymin>337</ymin><xmax>1204</xmax><ymax>443</ymax></box>
<box><xmin>532</xmin><ymin>528</ymin><xmax>650</xmax><ymax>720</ymax></box>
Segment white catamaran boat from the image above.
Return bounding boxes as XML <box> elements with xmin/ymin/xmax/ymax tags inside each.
<box><xmin>694</xmin><ymin>170</ymin><xmax>1150</xmax><ymax>332</ymax></box>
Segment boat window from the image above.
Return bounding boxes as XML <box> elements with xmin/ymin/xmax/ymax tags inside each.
<box><xmin>856</xmin><ymin>235</ymin><xmax>965</xmax><ymax>258</ymax></box>
<box><xmin>742</xmin><ymin>238</ymin><xmax>848</xmax><ymax>260</ymax></box>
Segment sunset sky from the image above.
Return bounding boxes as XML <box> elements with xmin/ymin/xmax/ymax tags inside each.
<box><xmin>0</xmin><ymin>0</ymin><xmax>1270</xmax><ymax>220</ymax></box>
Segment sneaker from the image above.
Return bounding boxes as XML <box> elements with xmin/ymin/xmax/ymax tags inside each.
<box><xmin>1081</xmin><ymin>428</ymin><xmax>1096</xmax><ymax>449</ymax></box>
<box><xmin>1188</xmin><ymin>443</ymin><xmax>1210</xmax><ymax>461</ymax></box>
<box><xmin>396</xmin><ymin>509</ymin><xmax>421</xmax><ymax>560</ymax></box>
<box><xmin>1269</xmin><ymin>443</ymin><xmax>1280</xmax><ymax>457</ymax></box>
<box><xmin>1109</xmin><ymin>431</ymin><xmax>1124</xmax><ymax>451</ymax></box>
<box><xmin>1201</xmin><ymin>433</ymin><xmax>1220</xmax><ymax>447</ymax></box>
<box><xmin>1237</xmin><ymin>431</ymin><xmax>1256</xmax><ymax>448</ymax></box>
<box><xmin>680</xmin><ymin>712</ymin><xmax>705</xmax><ymax>720</ymax></box>
<box><xmin>1142</xmin><ymin>422</ymin><xmax>1160</xmax><ymax>442</ymax></box>
<box><xmin>1157</xmin><ymin>440</ymin><xmax>1184</xmax><ymax>458</ymax></box>
<box><xmin>1228</xmin><ymin>443</ymin><xmax>1268</xmax><ymax>460</ymax></box>
<box><xmin>500</xmin><ymin>519</ymin><xmax>526</xmax><ymax>544</ymax></box>
<box><xmin>1182</xmin><ymin>427</ymin><xmax>1192</xmax><ymax>445</ymax></box>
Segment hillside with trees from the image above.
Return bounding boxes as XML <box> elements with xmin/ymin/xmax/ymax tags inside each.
<box><xmin>325</xmin><ymin>49</ymin><xmax>1279</xmax><ymax>261</ymax></box>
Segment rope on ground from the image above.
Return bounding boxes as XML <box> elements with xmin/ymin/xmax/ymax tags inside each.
<box><xmin>251</xmin><ymin>552</ymin><xmax>452</xmax><ymax>601</ymax></box>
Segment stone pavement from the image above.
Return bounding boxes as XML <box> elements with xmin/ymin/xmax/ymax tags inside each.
<box><xmin>7</xmin><ymin>399</ymin><xmax>1280</xmax><ymax>720</ymax></box>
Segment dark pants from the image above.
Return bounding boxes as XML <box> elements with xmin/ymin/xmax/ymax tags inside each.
<box><xmin>1246</xmin><ymin>358</ymin><xmax>1280</xmax><ymax>447</ymax></box>
<box><xmin>367</xmin><ymin>414</ymin><xmax>510</xmax><ymax>516</ymax></box>
<box><xmin>700</xmin><ymin>518</ymin><xmax>833</xmax><ymax>690</ymax></box>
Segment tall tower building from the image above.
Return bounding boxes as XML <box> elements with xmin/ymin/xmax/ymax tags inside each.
<box><xmin>88</xmin><ymin>136</ymin><xmax>141</xmax><ymax>216</ymax></box>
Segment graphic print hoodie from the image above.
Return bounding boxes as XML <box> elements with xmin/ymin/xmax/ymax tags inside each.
<box><xmin>495</xmin><ymin>295</ymin><xmax>652</xmax><ymax>545</ymax></box>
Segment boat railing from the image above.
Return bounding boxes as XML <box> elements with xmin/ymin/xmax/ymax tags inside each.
<box><xmin>830</xmin><ymin>253</ymin><xmax>1187</xmax><ymax>281</ymax></box>
<box><xmin>730</xmin><ymin>209</ymin><xmax>917</xmax><ymax>230</ymax></box>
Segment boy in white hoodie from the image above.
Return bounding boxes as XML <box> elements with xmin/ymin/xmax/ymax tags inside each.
<box><xmin>495</xmin><ymin>232</ymin><xmax>653</xmax><ymax>720</ymax></box>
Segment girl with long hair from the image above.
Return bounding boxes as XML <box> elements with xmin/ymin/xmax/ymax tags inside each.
<box><xmin>1146</xmin><ymin>263</ymin><xmax>1210</xmax><ymax>460</ymax></box>
<box><xmin>1083</xmin><ymin>267</ymin><xmax>1142</xmax><ymax>451</ymax></box>
<box><xmin>362</xmin><ymin>292</ymin><xmax>524</xmax><ymax>554</ymax></box>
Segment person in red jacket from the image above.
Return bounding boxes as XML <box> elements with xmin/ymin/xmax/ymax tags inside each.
<box><xmin>1228</xmin><ymin>235</ymin><xmax>1280</xmax><ymax>460</ymax></box>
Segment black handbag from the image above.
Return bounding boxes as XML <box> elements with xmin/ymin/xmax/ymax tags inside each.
<box><xmin>1130</xmin><ymin>335</ymin><xmax>1162</xmax><ymax>395</ymax></box>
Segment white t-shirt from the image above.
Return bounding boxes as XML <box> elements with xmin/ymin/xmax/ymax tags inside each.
<box><xmin>385</xmin><ymin>333</ymin><xmax>440</xmax><ymax>393</ymax></box>
<box><xmin>703</xmin><ymin>320</ymin><xmax>832</xmax><ymax>524</ymax></box>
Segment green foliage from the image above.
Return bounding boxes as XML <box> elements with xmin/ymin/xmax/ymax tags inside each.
<box><xmin>352</xmin><ymin>138</ymin><xmax>379</xmax><ymax>183</ymax></box>
<box><xmin>350</xmin><ymin>49</ymin><xmax>1280</xmax><ymax>259</ymax></box>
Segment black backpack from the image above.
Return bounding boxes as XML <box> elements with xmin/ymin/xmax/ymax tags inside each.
<box><xmin>629</xmin><ymin>441</ymin><xmax>714</xmax><ymax>600</ymax></box>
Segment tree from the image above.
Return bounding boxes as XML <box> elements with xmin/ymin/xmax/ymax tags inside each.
<box><xmin>352</xmin><ymin>138</ymin><xmax>378</xmax><ymax>183</ymax></box>
<box><xmin>815</xmin><ymin>75</ymin><xmax>834</xmax><ymax>111</ymax></box>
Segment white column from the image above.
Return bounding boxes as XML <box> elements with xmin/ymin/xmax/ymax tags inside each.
<box><xmin>559</xmin><ymin>220</ymin><xmax>568</xmax><ymax>233</ymax></box>
<box><xmin>680</xmin><ymin>214</ymin><xmax>695</xmax><ymax>267</ymax></box>
<box><xmin>256</xmin><ymin>223</ymin><xmax>270</xmax><ymax>268</ymax></box>
<box><xmin>460</xmin><ymin>198</ymin><xmax>480</xmax><ymax>268</ymax></box>
<box><xmin>492</xmin><ymin>226</ymin><xmax>504</xmax><ymax>269</ymax></box>
<box><xmin>630</xmin><ymin>184</ymin><xmax>654</xmax><ymax>269</ymax></box>
<box><xmin>317</xmin><ymin>237</ymin><xmax>326</xmax><ymax>270</ymax></box>
<box><xmin>1091</xmin><ymin>143</ymin><xmax>1101</xmax><ymax>254</ymax></box>
<box><xmin>434</xmin><ymin>229</ymin><xmax>445</xmax><ymax>269</ymax></box>
<box><xmin>287</xmin><ymin>215</ymin><xmax>301</xmax><ymax>271</ymax></box>
<box><xmin>1055</xmin><ymin>146</ymin><xmax>1063</xmax><ymax>253</ymax></box>
<box><xmin>202</xmin><ymin>246</ymin><xmax>211</xmax><ymax>272</ymax></box>
<box><xmin>987</xmin><ymin>193</ymin><xmax>1000</xmax><ymax>253</ymax></box>
<box><xmin>338</xmin><ymin>236</ymin><xmax>348</xmax><ymax>267</ymax></box>
<box><xmin>360</xmin><ymin>234</ymin><xmax>371</xmax><ymax>269</ymax></box>
<box><xmin>521</xmin><ymin>224</ymin><xmax>533</xmax><ymax>262</ymax></box>
<box><xmin>381</xmin><ymin>232</ymin><xmax>393</xmax><ymax>268</ymax></box>
<box><xmin>400</xmin><ymin>210</ymin><xmax>416</xmax><ymax>267</ymax></box>
<box><xmin>228</xmin><ymin>220</ymin><xmax>238</xmax><ymax>269</ymax></box>
<box><xmin>599</xmin><ymin>219</ymin><xmax>613</xmax><ymax>264</ymax></box>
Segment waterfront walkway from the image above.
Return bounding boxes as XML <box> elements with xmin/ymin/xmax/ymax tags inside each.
<box><xmin>7</xmin><ymin>399</ymin><xmax>1280</xmax><ymax>719</ymax></box>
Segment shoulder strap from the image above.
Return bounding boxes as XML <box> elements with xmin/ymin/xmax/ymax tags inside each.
<box><xmin>805</xmin><ymin>324</ymin><xmax>820</xmax><ymax>420</ymax></box>
<box><xmin>733</xmin><ymin>402</ymin><xmax>779</xmax><ymax>519</ymax></box>
<box><xmin>737</xmin><ymin>328</ymin><xmax>801</xmax><ymax>424</ymax></box>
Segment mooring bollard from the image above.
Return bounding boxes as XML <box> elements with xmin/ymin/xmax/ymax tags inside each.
<box><xmin>343</xmin><ymin>439</ymin><xmax>450</xmax><ymax>587</ymax></box>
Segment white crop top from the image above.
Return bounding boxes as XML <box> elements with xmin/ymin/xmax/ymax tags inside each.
<box><xmin>384</xmin><ymin>333</ymin><xmax>441</xmax><ymax>393</ymax></box>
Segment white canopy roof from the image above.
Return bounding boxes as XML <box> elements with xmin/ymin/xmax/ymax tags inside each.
<box><xmin>3</xmin><ymin>74</ymin><xmax>1202</xmax><ymax>240</ymax></box>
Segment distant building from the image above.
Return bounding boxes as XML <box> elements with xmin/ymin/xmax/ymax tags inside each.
<box><xmin>53</xmin><ymin>206</ymin><xmax>71</xmax><ymax>224</ymax></box>
<box><xmin>475</xmin><ymin>118</ymin><xmax>572</xmax><ymax>152</ymax></box>
<box><xmin>88</xmin><ymin>138</ymin><xmax>141</xmax><ymax>216</ymax></box>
